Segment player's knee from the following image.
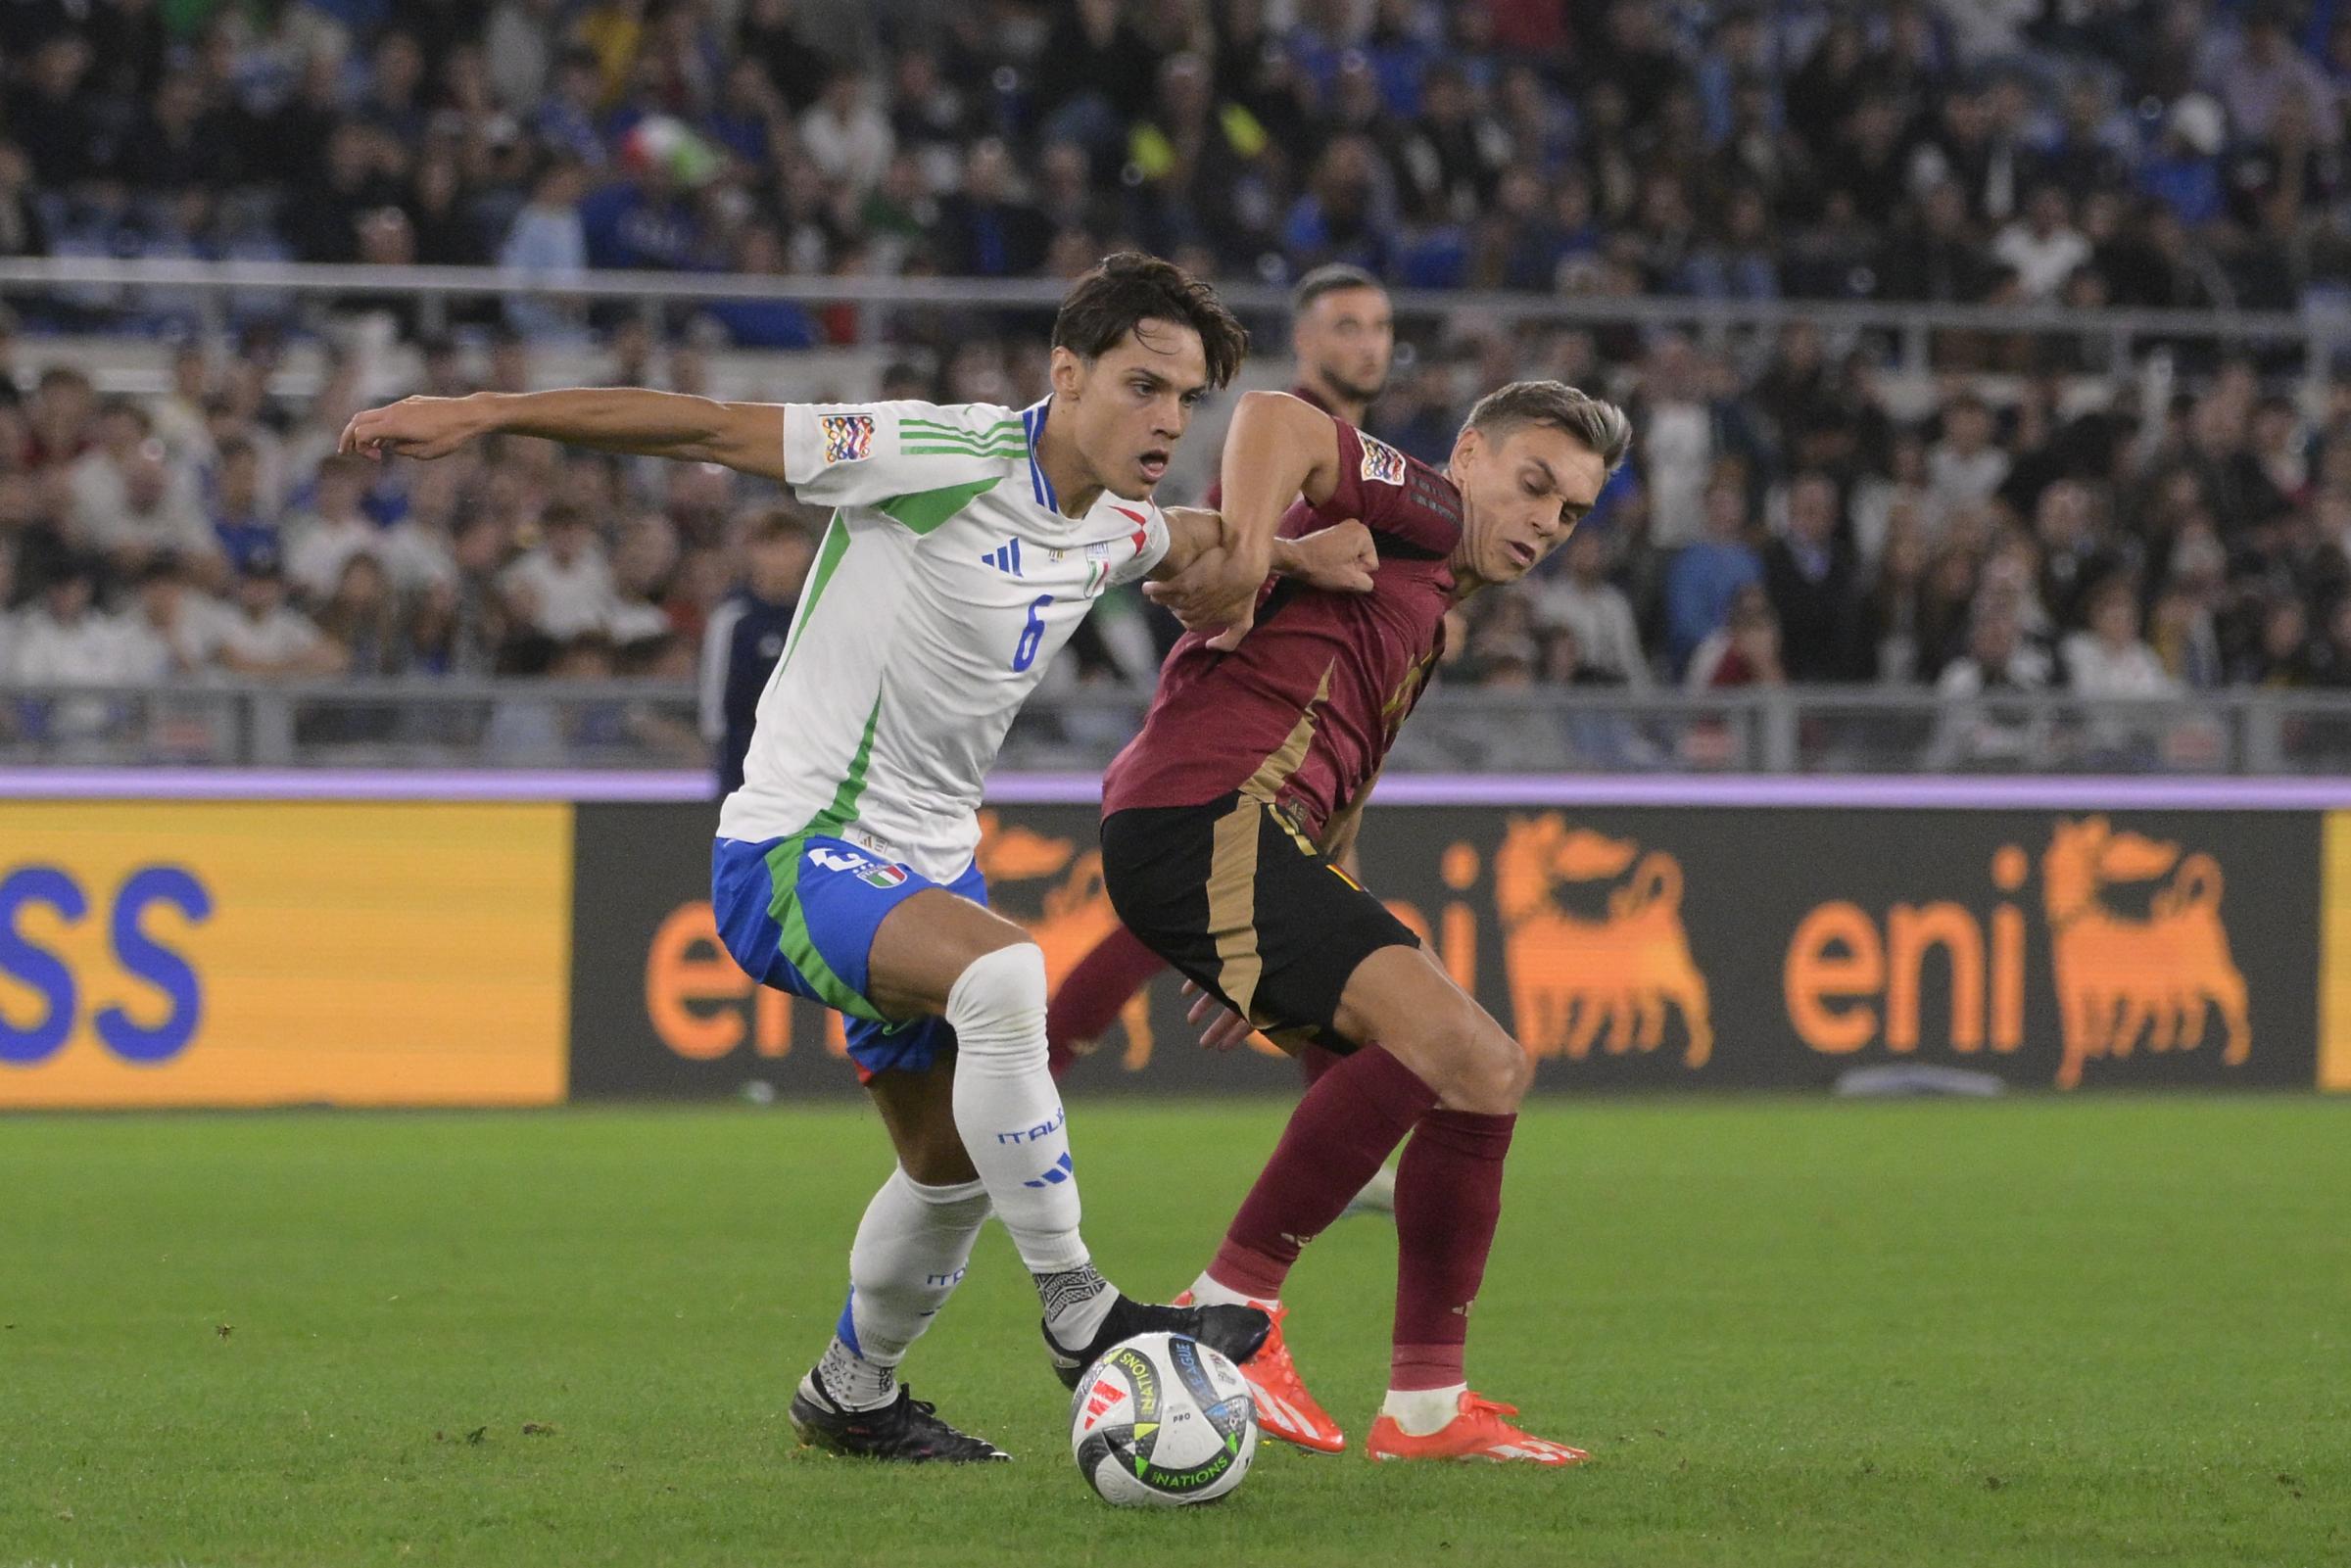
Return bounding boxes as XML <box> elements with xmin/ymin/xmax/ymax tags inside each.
<box><xmin>1486</xmin><ymin>1024</ymin><xmax>1536</xmax><ymax>1106</ymax></box>
<box><xmin>1407</xmin><ymin>1004</ymin><xmax>1528</xmax><ymax>1113</ymax></box>
<box><xmin>942</xmin><ymin>942</ymin><xmax>1049</xmax><ymax>1067</ymax></box>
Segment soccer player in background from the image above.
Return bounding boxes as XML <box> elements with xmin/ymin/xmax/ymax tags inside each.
<box><xmin>697</xmin><ymin>506</ymin><xmax>814</xmax><ymax>799</ymax></box>
<box><xmin>1047</xmin><ymin>265</ymin><xmax>1397</xmax><ymax>1142</ymax></box>
<box><xmin>1100</xmin><ymin>381</ymin><xmax>1631</xmax><ymax>1463</ymax></box>
<box><xmin>342</xmin><ymin>255</ymin><xmax>1372</xmax><ymax>1464</ymax></box>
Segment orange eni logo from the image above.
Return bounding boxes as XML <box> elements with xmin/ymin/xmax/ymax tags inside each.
<box><xmin>2042</xmin><ymin>817</ymin><xmax>2249</xmax><ymax>1089</ymax></box>
<box><xmin>1784</xmin><ymin>816</ymin><xmax>2250</xmax><ymax>1088</ymax></box>
<box><xmin>1494</xmin><ymin>816</ymin><xmax>1712</xmax><ymax>1067</ymax></box>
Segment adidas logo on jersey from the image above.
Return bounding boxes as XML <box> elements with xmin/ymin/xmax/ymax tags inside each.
<box><xmin>981</xmin><ymin>539</ymin><xmax>1026</xmax><ymax>576</ymax></box>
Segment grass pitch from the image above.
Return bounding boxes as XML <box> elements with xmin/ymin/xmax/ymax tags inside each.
<box><xmin>2</xmin><ymin>1097</ymin><xmax>2346</xmax><ymax>1567</ymax></box>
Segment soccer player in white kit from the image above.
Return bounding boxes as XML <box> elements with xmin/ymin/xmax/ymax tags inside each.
<box><xmin>342</xmin><ymin>255</ymin><xmax>1378</xmax><ymax>1462</ymax></box>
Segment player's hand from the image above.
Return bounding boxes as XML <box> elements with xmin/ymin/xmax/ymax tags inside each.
<box><xmin>339</xmin><ymin>395</ymin><xmax>490</xmax><ymax>462</ymax></box>
<box><xmin>1276</xmin><ymin>521</ymin><xmax>1377</xmax><ymax>594</ymax></box>
<box><xmin>1180</xmin><ymin>978</ymin><xmax>1256</xmax><ymax>1052</ymax></box>
<box><xmin>1142</xmin><ymin>542</ymin><xmax>1270</xmax><ymax>645</ymax></box>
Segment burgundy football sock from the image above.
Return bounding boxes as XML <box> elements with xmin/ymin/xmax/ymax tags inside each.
<box><xmin>1045</xmin><ymin>925</ymin><xmax>1167</xmax><ymax>1080</ymax></box>
<box><xmin>1207</xmin><ymin>1046</ymin><xmax>1437</xmax><ymax>1300</ymax></box>
<box><xmin>1297</xmin><ymin>1042</ymin><xmax>1341</xmax><ymax>1088</ymax></box>
<box><xmin>1390</xmin><ymin>1109</ymin><xmax>1516</xmax><ymax>1391</ymax></box>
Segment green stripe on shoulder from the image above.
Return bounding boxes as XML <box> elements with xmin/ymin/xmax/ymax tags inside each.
<box><xmin>901</xmin><ymin>417</ymin><xmax>1021</xmax><ymax>438</ymax></box>
<box><xmin>879</xmin><ymin>477</ymin><xmax>1002</xmax><ymax>536</ymax></box>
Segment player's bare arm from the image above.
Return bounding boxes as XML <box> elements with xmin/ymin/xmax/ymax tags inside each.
<box><xmin>1156</xmin><ymin>505</ymin><xmax>1377</xmax><ymax>603</ymax></box>
<box><xmin>1146</xmin><ymin>392</ymin><xmax>1343</xmax><ymax>641</ymax></box>
<box><xmin>340</xmin><ymin>389</ymin><xmax>791</xmax><ymax>481</ymax></box>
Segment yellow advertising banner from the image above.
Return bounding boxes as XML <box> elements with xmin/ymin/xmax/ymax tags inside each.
<box><xmin>0</xmin><ymin>802</ymin><xmax>570</xmax><ymax>1108</ymax></box>
<box><xmin>2324</xmin><ymin>813</ymin><xmax>2351</xmax><ymax>1093</ymax></box>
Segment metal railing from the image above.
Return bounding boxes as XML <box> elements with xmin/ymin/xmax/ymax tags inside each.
<box><xmin>10</xmin><ymin>679</ymin><xmax>2351</xmax><ymax>777</ymax></box>
<box><xmin>0</xmin><ymin>258</ymin><xmax>2339</xmax><ymax>382</ymax></box>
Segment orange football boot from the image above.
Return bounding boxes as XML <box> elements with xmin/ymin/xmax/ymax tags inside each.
<box><xmin>1365</xmin><ymin>1392</ymin><xmax>1590</xmax><ymax>1465</ymax></box>
<box><xmin>1175</xmin><ymin>1292</ymin><xmax>1346</xmax><ymax>1453</ymax></box>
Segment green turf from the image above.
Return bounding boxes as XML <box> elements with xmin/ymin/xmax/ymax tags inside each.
<box><xmin>2</xmin><ymin>1098</ymin><xmax>2346</xmax><ymax>1567</ymax></box>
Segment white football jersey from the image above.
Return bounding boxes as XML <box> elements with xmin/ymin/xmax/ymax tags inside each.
<box><xmin>717</xmin><ymin>398</ymin><xmax>1171</xmax><ymax>880</ymax></box>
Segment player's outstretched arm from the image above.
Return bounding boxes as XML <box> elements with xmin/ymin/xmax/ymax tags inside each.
<box><xmin>341</xmin><ymin>390</ymin><xmax>790</xmax><ymax>481</ymax></box>
<box><xmin>1157</xmin><ymin>507</ymin><xmax>1376</xmax><ymax>597</ymax></box>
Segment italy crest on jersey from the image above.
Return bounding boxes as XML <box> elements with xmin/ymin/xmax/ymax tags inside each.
<box><xmin>1359</xmin><ymin>433</ymin><xmax>1407</xmax><ymax>486</ymax></box>
<box><xmin>857</xmin><ymin>862</ymin><xmax>909</xmax><ymax>889</ymax></box>
<box><xmin>821</xmin><ymin>413</ymin><xmax>875</xmax><ymax>463</ymax></box>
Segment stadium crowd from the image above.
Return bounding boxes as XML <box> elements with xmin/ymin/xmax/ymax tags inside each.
<box><xmin>5</xmin><ymin>0</ymin><xmax>2351</xmax><ymax>712</ymax></box>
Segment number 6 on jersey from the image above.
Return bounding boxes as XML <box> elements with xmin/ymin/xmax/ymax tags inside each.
<box><xmin>1012</xmin><ymin>594</ymin><xmax>1054</xmax><ymax>672</ymax></box>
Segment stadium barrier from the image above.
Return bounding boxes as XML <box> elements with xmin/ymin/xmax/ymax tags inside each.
<box><xmin>14</xmin><ymin>681</ymin><xmax>2351</xmax><ymax>776</ymax></box>
<box><xmin>0</xmin><ymin>258</ymin><xmax>2337</xmax><ymax>380</ymax></box>
<box><xmin>5</xmin><ymin>775</ymin><xmax>2349</xmax><ymax>1107</ymax></box>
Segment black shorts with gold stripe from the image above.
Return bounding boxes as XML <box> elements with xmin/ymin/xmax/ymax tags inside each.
<box><xmin>1100</xmin><ymin>790</ymin><xmax>1421</xmax><ymax>1053</ymax></box>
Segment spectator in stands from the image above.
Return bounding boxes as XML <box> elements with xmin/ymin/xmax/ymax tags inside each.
<box><xmin>1764</xmin><ymin>472</ymin><xmax>1862</xmax><ymax>682</ymax></box>
<box><xmin>2213</xmin><ymin>3</ymin><xmax>2339</xmax><ymax>144</ymax></box>
<box><xmin>935</xmin><ymin>139</ymin><xmax>1052</xmax><ymax>281</ymax></box>
<box><xmin>1928</xmin><ymin>393</ymin><xmax>2012</xmax><ymax>517</ymax></box>
<box><xmin>1686</xmin><ymin>584</ymin><xmax>1785</xmax><ymax>690</ymax></box>
<box><xmin>71</xmin><ymin>402</ymin><xmax>220</xmax><ymax>585</ymax></box>
<box><xmin>797</xmin><ymin>69</ymin><xmax>893</xmax><ymax>198</ymax></box>
<box><xmin>1529</xmin><ymin>526</ymin><xmax>1648</xmax><ymax>689</ymax></box>
<box><xmin>284</xmin><ymin>457</ymin><xmax>383</xmax><ymax>605</ymax></box>
<box><xmin>2237</xmin><ymin>594</ymin><xmax>2323</xmax><ymax>687</ymax></box>
<box><xmin>376</xmin><ymin>460</ymin><xmax>463</xmax><ymax>594</ymax></box>
<box><xmin>1993</xmin><ymin>185</ymin><xmax>2092</xmax><ymax>305</ymax></box>
<box><xmin>1930</xmin><ymin>603</ymin><xmax>2056</xmax><ymax>770</ymax></box>
<box><xmin>501</xmin><ymin>502</ymin><xmax>617</xmax><ymax>641</ymax></box>
<box><xmin>218</xmin><ymin>553</ymin><xmax>344</xmax><ymax>679</ymax></box>
<box><xmin>18</xmin><ymin>0</ymin><xmax>2351</xmax><ymax>740</ymax></box>
<box><xmin>606</xmin><ymin>511</ymin><xmax>681</xmax><ymax>651</ymax></box>
<box><xmin>5</xmin><ymin>555</ymin><xmax>117</xmax><ymax>685</ymax></box>
<box><xmin>1128</xmin><ymin>52</ymin><xmax>1272</xmax><ymax>264</ymax></box>
<box><xmin>1285</xmin><ymin>135</ymin><xmax>1395</xmax><ymax>278</ymax></box>
<box><xmin>2065</xmin><ymin>579</ymin><xmax>2176</xmax><ymax>698</ymax></box>
<box><xmin>1665</xmin><ymin>471</ymin><xmax>1764</xmax><ymax>675</ymax></box>
<box><xmin>314</xmin><ymin>554</ymin><xmax>402</xmax><ymax>679</ymax></box>
<box><xmin>700</xmin><ymin>506</ymin><xmax>814</xmax><ymax>797</ymax></box>
<box><xmin>1860</xmin><ymin>510</ymin><xmax>1930</xmax><ymax>683</ymax></box>
<box><xmin>116</xmin><ymin>555</ymin><xmax>228</xmax><ymax>682</ymax></box>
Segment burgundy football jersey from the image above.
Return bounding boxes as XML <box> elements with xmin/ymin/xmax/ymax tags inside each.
<box><xmin>1102</xmin><ymin>416</ymin><xmax>1462</xmax><ymax>838</ymax></box>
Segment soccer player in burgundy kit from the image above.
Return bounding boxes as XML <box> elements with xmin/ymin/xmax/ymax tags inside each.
<box><xmin>1047</xmin><ymin>265</ymin><xmax>1395</xmax><ymax>1109</ymax></box>
<box><xmin>1100</xmin><ymin>380</ymin><xmax>1631</xmax><ymax>1463</ymax></box>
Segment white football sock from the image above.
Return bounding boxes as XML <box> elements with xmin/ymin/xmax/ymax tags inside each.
<box><xmin>1383</xmin><ymin>1384</ymin><xmax>1468</xmax><ymax>1437</ymax></box>
<box><xmin>807</xmin><ymin>1169</ymin><xmax>991</xmax><ymax>1411</ymax></box>
<box><xmin>944</xmin><ymin>944</ymin><xmax>1091</xmax><ymax>1275</ymax></box>
<box><xmin>1190</xmin><ymin>1270</ymin><xmax>1270</xmax><ymax>1309</ymax></box>
<box><xmin>845</xmin><ymin>1169</ymin><xmax>990</xmax><ymax>1363</ymax></box>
